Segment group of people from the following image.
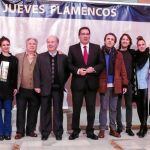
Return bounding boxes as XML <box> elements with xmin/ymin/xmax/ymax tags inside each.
<box><xmin>0</xmin><ymin>26</ymin><xmax>149</xmax><ymax>141</ymax></box>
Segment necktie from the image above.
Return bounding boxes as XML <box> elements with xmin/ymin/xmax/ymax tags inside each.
<box><xmin>83</xmin><ymin>46</ymin><xmax>88</xmax><ymax>64</ymax></box>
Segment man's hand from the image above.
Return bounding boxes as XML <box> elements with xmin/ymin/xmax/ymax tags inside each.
<box><xmin>86</xmin><ymin>67</ymin><xmax>95</xmax><ymax>74</ymax></box>
<box><xmin>79</xmin><ymin>68</ymin><xmax>87</xmax><ymax>76</ymax></box>
<box><xmin>34</xmin><ymin>88</ymin><xmax>41</xmax><ymax>93</ymax></box>
<box><xmin>58</xmin><ymin>50</ymin><xmax>63</xmax><ymax>54</ymax></box>
<box><xmin>13</xmin><ymin>89</ymin><xmax>17</xmax><ymax>96</ymax></box>
<box><xmin>123</xmin><ymin>88</ymin><xmax>127</xmax><ymax>94</ymax></box>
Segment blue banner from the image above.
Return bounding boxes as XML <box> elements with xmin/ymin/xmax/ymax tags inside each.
<box><xmin>1</xmin><ymin>0</ymin><xmax>150</xmax><ymax>22</ymax></box>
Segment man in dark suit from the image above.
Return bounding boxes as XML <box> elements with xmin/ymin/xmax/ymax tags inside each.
<box><xmin>34</xmin><ymin>35</ymin><xmax>70</xmax><ymax>141</ymax></box>
<box><xmin>68</xmin><ymin>27</ymin><xmax>104</xmax><ymax>140</ymax></box>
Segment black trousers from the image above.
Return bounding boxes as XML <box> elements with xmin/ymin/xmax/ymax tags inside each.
<box><xmin>16</xmin><ymin>88</ymin><xmax>40</xmax><ymax>135</ymax></box>
<box><xmin>116</xmin><ymin>84</ymin><xmax>133</xmax><ymax>130</ymax></box>
<box><xmin>40</xmin><ymin>89</ymin><xmax>64</xmax><ymax>137</ymax></box>
<box><xmin>72</xmin><ymin>89</ymin><xmax>97</xmax><ymax>134</ymax></box>
<box><xmin>136</xmin><ymin>89</ymin><xmax>148</xmax><ymax>126</ymax></box>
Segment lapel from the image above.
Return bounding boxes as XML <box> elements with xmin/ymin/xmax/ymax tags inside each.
<box><xmin>45</xmin><ymin>52</ymin><xmax>51</xmax><ymax>74</ymax></box>
<box><xmin>101</xmin><ymin>48</ymin><xmax>106</xmax><ymax>69</ymax></box>
<box><xmin>77</xmin><ymin>43</ymin><xmax>86</xmax><ymax>65</ymax></box>
<box><xmin>57</xmin><ymin>53</ymin><xmax>61</xmax><ymax>74</ymax></box>
<box><xmin>18</xmin><ymin>52</ymin><xmax>26</xmax><ymax>76</ymax></box>
<box><xmin>87</xmin><ymin>43</ymin><xmax>93</xmax><ymax>65</ymax></box>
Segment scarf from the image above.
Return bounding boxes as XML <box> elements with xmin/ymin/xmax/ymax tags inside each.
<box><xmin>102</xmin><ymin>45</ymin><xmax>116</xmax><ymax>75</ymax></box>
<box><xmin>136</xmin><ymin>47</ymin><xmax>149</xmax><ymax>70</ymax></box>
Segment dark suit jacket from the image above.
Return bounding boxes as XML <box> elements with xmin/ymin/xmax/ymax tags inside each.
<box><xmin>68</xmin><ymin>43</ymin><xmax>104</xmax><ymax>91</ymax></box>
<box><xmin>34</xmin><ymin>51</ymin><xmax>70</xmax><ymax>96</ymax></box>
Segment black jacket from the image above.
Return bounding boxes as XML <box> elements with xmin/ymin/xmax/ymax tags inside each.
<box><xmin>34</xmin><ymin>51</ymin><xmax>70</xmax><ymax>96</ymax></box>
<box><xmin>0</xmin><ymin>53</ymin><xmax>18</xmax><ymax>100</ymax></box>
<box><xmin>68</xmin><ymin>43</ymin><xmax>104</xmax><ymax>91</ymax></box>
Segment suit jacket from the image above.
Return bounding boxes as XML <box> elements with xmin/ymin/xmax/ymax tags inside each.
<box><xmin>15</xmin><ymin>52</ymin><xmax>37</xmax><ymax>90</ymax></box>
<box><xmin>68</xmin><ymin>43</ymin><xmax>104</xmax><ymax>91</ymax></box>
<box><xmin>99</xmin><ymin>49</ymin><xmax>128</xmax><ymax>94</ymax></box>
<box><xmin>34</xmin><ymin>51</ymin><xmax>70</xmax><ymax>96</ymax></box>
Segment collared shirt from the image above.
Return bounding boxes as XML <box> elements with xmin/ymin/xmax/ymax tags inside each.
<box><xmin>137</xmin><ymin>59</ymin><xmax>149</xmax><ymax>89</ymax></box>
<box><xmin>80</xmin><ymin>43</ymin><xmax>89</xmax><ymax>55</ymax></box>
<box><xmin>49</xmin><ymin>51</ymin><xmax>57</xmax><ymax>57</ymax></box>
<box><xmin>26</xmin><ymin>52</ymin><xmax>37</xmax><ymax>64</ymax></box>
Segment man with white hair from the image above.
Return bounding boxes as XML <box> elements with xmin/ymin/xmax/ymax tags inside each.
<box><xmin>34</xmin><ymin>35</ymin><xmax>70</xmax><ymax>141</ymax></box>
<box><xmin>15</xmin><ymin>38</ymin><xmax>40</xmax><ymax>139</ymax></box>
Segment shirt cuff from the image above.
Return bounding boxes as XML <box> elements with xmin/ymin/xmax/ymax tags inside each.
<box><xmin>77</xmin><ymin>69</ymin><xmax>80</xmax><ymax>75</ymax></box>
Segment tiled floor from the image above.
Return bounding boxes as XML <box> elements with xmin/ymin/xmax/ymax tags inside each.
<box><xmin>1</xmin><ymin>108</ymin><xmax>150</xmax><ymax>150</ymax></box>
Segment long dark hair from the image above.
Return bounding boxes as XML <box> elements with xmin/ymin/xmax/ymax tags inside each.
<box><xmin>119</xmin><ymin>33</ymin><xmax>132</xmax><ymax>50</ymax></box>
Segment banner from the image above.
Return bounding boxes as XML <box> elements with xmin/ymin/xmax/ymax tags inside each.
<box><xmin>0</xmin><ymin>0</ymin><xmax>150</xmax><ymax>55</ymax></box>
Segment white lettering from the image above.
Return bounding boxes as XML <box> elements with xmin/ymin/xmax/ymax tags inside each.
<box><xmin>111</xmin><ymin>8</ymin><xmax>117</xmax><ymax>17</ymax></box>
<box><xmin>39</xmin><ymin>5</ymin><xmax>45</xmax><ymax>13</ymax></box>
<box><xmin>71</xmin><ymin>7</ymin><xmax>81</xmax><ymax>15</ymax></box>
<box><xmin>82</xmin><ymin>7</ymin><xmax>88</xmax><ymax>15</ymax></box>
<box><xmin>63</xmin><ymin>6</ymin><xmax>70</xmax><ymax>14</ymax></box>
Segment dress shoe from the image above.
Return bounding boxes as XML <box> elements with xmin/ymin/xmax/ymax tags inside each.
<box><xmin>138</xmin><ymin>127</ymin><xmax>147</xmax><ymax>138</ymax></box>
<box><xmin>69</xmin><ymin>132</ymin><xmax>79</xmax><ymax>140</ymax></box>
<box><xmin>144</xmin><ymin>126</ymin><xmax>148</xmax><ymax>134</ymax></box>
<box><xmin>117</xmin><ymin>128</ymin><xmax>122</xmax><ymax>134</ymax></box>
<box><xmin>126</xmin><ymin>129</ymin><xmax>134</xmax><ymax>136</ymax></box>
<box><xmin>41</xmin><ymin>135</ymin><xmax>49</xmax><ymax>141</ymax></box>
<box><xmin>56</xmin><ymin>134</ymin><xmax>62</xmax><ymax>140</ymax></box>
<box><xmin>98</xmin><ymin>130</ymin><xmax>105</xmax><ymax>138</ymax></box>
<box><xmin>15</xmin><ymin>133</ymin><xmax>24</xmax><ymax>140</ymax></box>
<box><xmin>26</xmin><ymin>132</ymin><xmax>38</xmax><ymax>137</ymax></box>
<box><xmin>4</xmin><ymin>135</ymin><xmax>11</xmax><ymax>140</ymax></box>
<box><xmin>0</xmin><ymin>136</ymin><xmax>4</xmax><ymax>141</ymax></box>
<box><xmin>137</xmin><ymin>128</ymin><xmax>143</xmax><ymax>136</ymax></box>
<box><xmin>110</xmin><ymin>129</ymin><xmax>121</xmax><ymax>138</ymax></box>
<box><xmin>138</xmin><ymin>130</ymin><xmax>146</xmax><ymax>138</ymax></box>
<box><xmin>87</xmin><ymin>133</ymin><xmax>98</xmax><ymax>140</ymax></box>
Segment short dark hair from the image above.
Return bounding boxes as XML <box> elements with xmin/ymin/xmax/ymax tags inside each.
<box><xmin>104</xmin><ymin>33</ymin><xmax>117</xmax><ymax>43</ymax></box>
<box><xmin>119</xmin><ymin>33</ymin><xmax>132</xmax><ymax>49</ymax></box>
<box><xmin>0</xmin><ymin>36</ymin><xmax>10</xmax><ymax>46</ymax></box>
<box><xmin>78</xmin><ymin>27</ymin><xmax>90</xmax><ymax>36</ymax></box>
<box><xmin>136</xmin><ymin>36</ymin><xmax>145</xmax><ymax>45</ymax></box>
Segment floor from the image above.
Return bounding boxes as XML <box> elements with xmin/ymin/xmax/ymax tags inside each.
<box><xmin>1</xmin><ymin>107</ymin><xmax>150</xmax><ymax>150</ymax></box>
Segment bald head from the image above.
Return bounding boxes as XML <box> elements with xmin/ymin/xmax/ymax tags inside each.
<box><xmin>47</xmin><ymin>35</ymin><xmax>59</xmax><ymax>52</ymax></box>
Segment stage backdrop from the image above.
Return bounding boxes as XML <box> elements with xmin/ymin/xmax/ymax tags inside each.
<box><xmin>1</xmin><ymin>0</ymin><xmax>150</xmax><ymax>107</ymax></box>
<box><xmin>1</xmin><ymin>0</ymin><xmax>150</xmax><ymax>55</ymax></box>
